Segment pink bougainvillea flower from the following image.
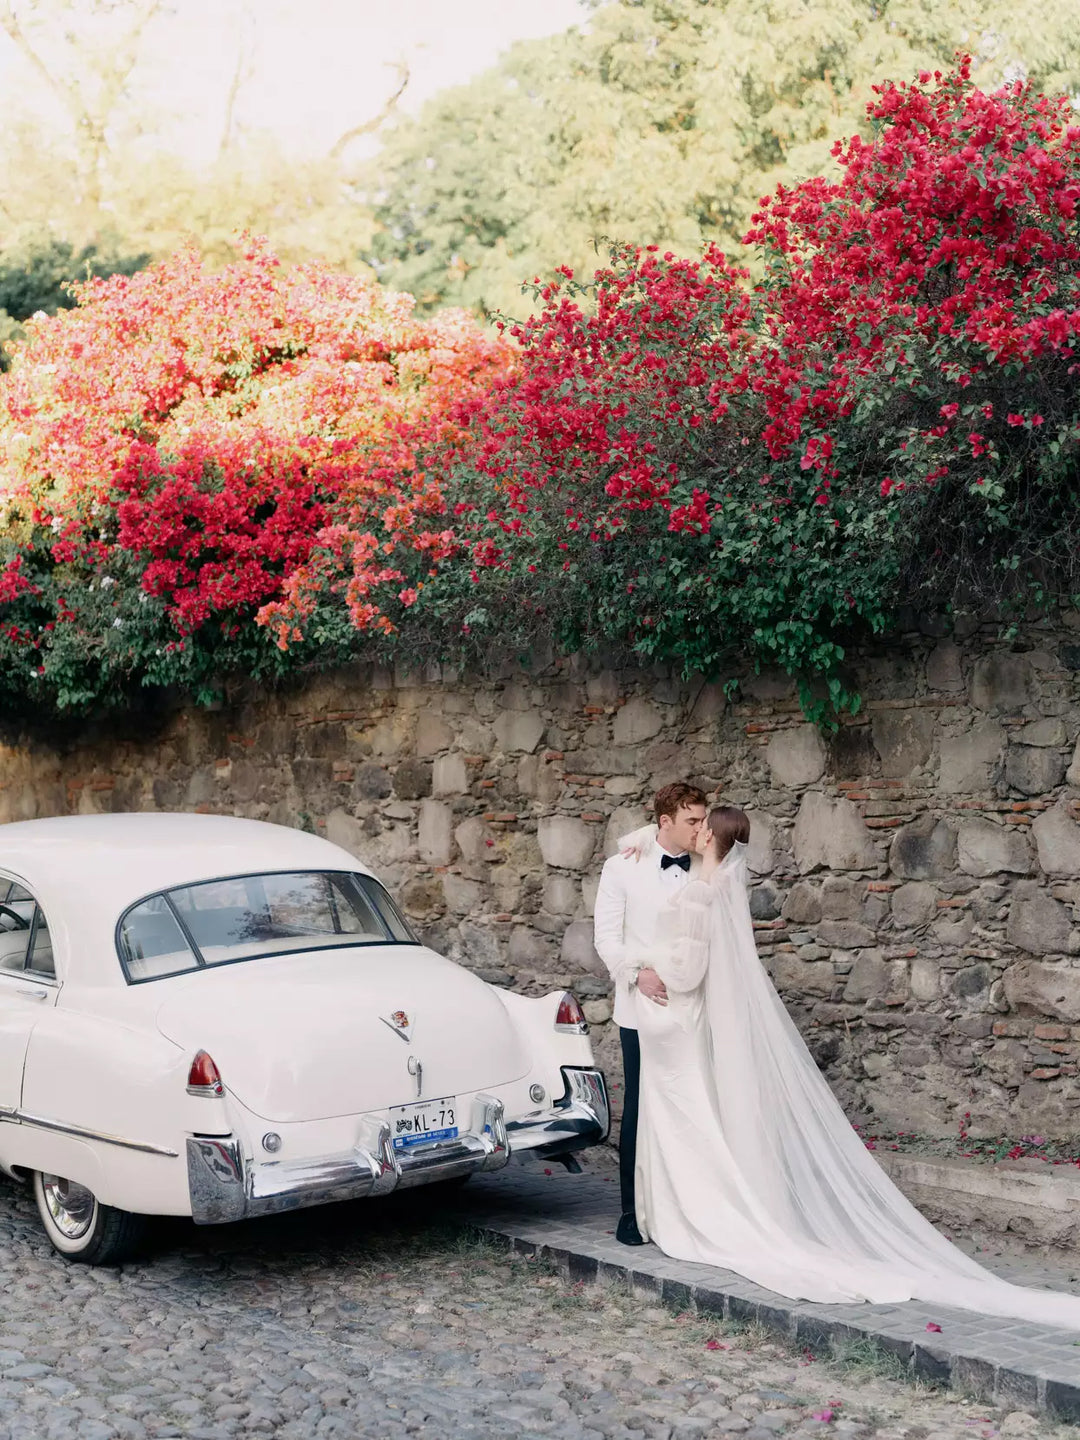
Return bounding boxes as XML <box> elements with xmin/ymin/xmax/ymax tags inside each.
<box><xmin>0</xmin><ymin>236</ymin><xmax>511</xmax><ymax>648</ymax></box>
<box><xmin>2</xmin><ymin>55</ymin><xmax>1079</xmax><ymax>720</ymax></box>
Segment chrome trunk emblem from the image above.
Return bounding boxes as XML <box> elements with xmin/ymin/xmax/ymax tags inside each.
<box><xmin>380</xmin><ymin>1009</ymin><xmax>412</xmax><ymax>1043</ymax></box>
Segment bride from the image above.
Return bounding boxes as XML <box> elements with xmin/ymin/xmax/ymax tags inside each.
<box><xmin>623</xmin><ymin>805</ymin><xmax>1080</xmax><ymax>1327</ymax></box>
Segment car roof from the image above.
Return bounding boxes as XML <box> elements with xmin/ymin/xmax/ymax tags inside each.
<box><xmin>0</xmin><ymin>815</ymin><xmax>376</xmax><ymax>986</ymax></box>
<box><xmin>0</xmin><ymin>812</ymin><xmax>370</xmax><ymax>885</ymax></box>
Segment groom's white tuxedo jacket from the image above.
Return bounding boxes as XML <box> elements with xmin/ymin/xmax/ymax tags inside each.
<box><xmin>593</xmin><ymin>830</ymin><xmax>698</xmax><ymax>1028</ymax></box>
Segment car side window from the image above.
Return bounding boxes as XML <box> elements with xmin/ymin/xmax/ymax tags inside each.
<box><xmin>0</xmin><ymin>911</ymin><xmax>32</xmax><ymax>972</ymax></box>
<box><xmin>5</xmin><ymin>883</ymin><xmax>36</xmax><ymax>927</ymax></box>
<box><xmin>27</xmin><ymin>907</ymin><xmax>54</xmax><ymax>978</ymax></box>
<box><xmin>0</xmin><ymin>879</ymin><xmax>55</xmax><ymax>979</ymax></box>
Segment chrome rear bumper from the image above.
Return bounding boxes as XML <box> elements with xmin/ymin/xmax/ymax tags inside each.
<box><xmin>187</xmin><ymin>1066</ymin><xmax>609</xmax><ymax>1225</ymax></box>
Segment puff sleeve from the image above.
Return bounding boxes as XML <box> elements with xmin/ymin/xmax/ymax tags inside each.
<box><xmin>616</xmin><ymin>822</ymin><xmax>658</xmax><ymax>855</ymax></box>
<box><xmin>654</xmin><ymin>877</ymin><xmax>714</xmax><ymax>992</ymax></box>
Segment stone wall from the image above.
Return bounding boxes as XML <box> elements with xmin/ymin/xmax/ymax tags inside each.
<box><xmin>6</xmin><ymin>623</ymin><xmax>1080</xmax><ymax>1140</ymax></box>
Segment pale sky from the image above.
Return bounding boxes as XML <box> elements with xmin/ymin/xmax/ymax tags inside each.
<box><xmin>0</xmin><ymin>0</ymin><xmax>588</xmax><ymax>167</ymax></box>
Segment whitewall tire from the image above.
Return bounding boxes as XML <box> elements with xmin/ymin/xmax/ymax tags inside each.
<box><xmin>33</xmin><ymin>1171</ymin><xmax>146</xmax><ymax>1265</ymax></box>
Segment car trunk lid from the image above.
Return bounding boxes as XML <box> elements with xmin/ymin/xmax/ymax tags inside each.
<box><xmin>155</xmin><ymin>945</ymin><xmax>527</xmax><ymax>1122</ymax></box>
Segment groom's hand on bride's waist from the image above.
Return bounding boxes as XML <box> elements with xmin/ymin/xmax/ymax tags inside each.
<box><xmin>637</xmin><ymin>967</ymin><xmax>668</xmax><ymax>1005</ymax></box>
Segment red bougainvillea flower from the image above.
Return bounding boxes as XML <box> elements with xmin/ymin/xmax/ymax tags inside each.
<box><xmin>0</xmin><ymin>59</ymin><xmax>1077</xmax><ymax>719</ymax></box>
<box><xmin>0</xmin><ymin>237</ymin><xmax>511</xmax><ymax>641</ymax></box>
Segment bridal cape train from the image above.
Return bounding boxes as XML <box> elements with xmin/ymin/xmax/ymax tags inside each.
<box><xmin>631</xmin><ymin>837</ymin><xmax>1080</xmax><ymax>1328</ymax></box>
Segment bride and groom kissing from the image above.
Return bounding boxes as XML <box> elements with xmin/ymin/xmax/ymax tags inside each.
<box><xmin>592</xmin><ymin>781</ymin><xmax>1080</xmax><ymax>1328</ymax></box>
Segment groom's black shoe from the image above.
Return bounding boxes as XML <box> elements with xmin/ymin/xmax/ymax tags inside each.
<box><xmin>616</xmin><ymin>1211</ymin><xmax>645</xmax><ymax>1246</ymax></box>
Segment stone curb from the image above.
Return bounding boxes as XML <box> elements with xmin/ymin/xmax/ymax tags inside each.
<box><xmin>878</xmin><ymin>1151</ymin><xmax>1080</xmax><ymax>1252</ymax></box>
<box><xmin>480</xmin><ymin>1220</ymin><xmax>1080</xmax><ymax>1420</ymax></box>
<box><xmin>457</xmin><ymin>1170</ymin><xmax>1080</xmax><ymax>1423</ymax></box>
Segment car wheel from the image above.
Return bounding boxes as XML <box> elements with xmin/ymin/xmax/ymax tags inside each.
<box><xmin>33</xmin><ymin>1171</ymin><xmax>146</xmax><ymax>1265</ymax></box>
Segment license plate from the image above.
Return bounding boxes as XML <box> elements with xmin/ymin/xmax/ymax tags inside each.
<box><xmin>388</xmin><ymin>1096</ymin><xmax>458</xmax><ymax>1150</ymax></box>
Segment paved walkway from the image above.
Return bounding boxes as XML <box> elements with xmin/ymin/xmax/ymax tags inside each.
<box><xmin>453</xmin><ymin>1162</ymin><xmax>1080</xmax><ymax>1422</ymax></box>
<box><xmin>4</xmin><ymin>1168</ymin><xmax>1064</xmax><ymax>1440</ymax></box>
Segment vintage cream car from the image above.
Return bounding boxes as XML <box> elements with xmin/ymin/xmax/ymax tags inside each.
<box><xmin>0</xmin><ymin>813</ymin><xmax>609</xmax><ymax>1263</ymax></box>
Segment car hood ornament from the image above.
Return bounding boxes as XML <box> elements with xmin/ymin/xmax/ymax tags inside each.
<box><xmin>380</xmin><ymin>1009</ymin><xmax>413</xmax><ymax>1043</ymax></box>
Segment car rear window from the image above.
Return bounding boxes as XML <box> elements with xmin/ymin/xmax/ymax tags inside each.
<box><xmin>117</xmin><ymin>871</ymin><xmax>418</xmax><ymax>982</ymax></box>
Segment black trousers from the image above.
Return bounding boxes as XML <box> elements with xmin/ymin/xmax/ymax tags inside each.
<box><xmin>618</xmin><ymin>1026</ymin><xmax>641</xmax><ymax>1215</ymax></box>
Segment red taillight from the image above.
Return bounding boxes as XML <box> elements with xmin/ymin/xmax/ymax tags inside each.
<box><xmin>555</xmin><ymin>992</ymin><xmax>588</xmax><ymax>1033</ymax></box>
<box><xmin>187</xmin><ymin>1051</ymin><xmax>224</xmax><ymax>1097</ymax></box>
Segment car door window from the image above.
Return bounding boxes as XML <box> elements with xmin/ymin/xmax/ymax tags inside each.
<box><xmin>27</xmin><ymin>907</ymin><xmax>54</xmax><ymax>978</ymax></box>
<box><xmin>0</xmin><ymin>909</ymin><xmax>32</xmax><ymax>971</ymax></box>
<box><xmin>0</xmin><ymin>880</ymin><xmax>55</xmax><ymax>979</ymax></box>
<box><xmin>4</xmin><ymin>883</ymin><xmax>36</xmax><ymax>927</ymax></box>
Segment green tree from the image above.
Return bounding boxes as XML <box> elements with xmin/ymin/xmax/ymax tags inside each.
<box><xmin>0</xmin><ymin>1</ymin><xmax>403</xmax><ymax>273</ymax></box>
<box><xmin>367</xmin><ymin>0</ymin><xmax>1080</xmax><ymax>316</ymax></box>
<box><xmin>0</xmin><ymin>235</ymin><xmax>149</xmax><ymax>321</ymax></box>
<box><xmin>0</xmin><ymin>233</ymin><xmax>150</xmax><ymax>370</ymax></box>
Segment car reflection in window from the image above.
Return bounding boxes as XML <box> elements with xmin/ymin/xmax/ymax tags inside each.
<box><xmin>118</xmin><ymin>871</ymin><xmax>418</xmax><ymax>983</ymax></box>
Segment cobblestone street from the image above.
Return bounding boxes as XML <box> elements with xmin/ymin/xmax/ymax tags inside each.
<box><xmin>0</xmin><ymin>1171</ymin><xmax>1073</xmax><ymax>1440</ymax></box>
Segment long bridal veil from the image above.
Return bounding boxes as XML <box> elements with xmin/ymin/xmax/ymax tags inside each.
<box><xmin>651</xmin><ymin>841</ymin><xmax>1080</xmax><ymax>1328</ymax></box>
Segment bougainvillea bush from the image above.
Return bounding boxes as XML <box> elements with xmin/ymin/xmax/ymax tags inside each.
<box><xmin>0</xmin><ymin>239</ymin><xmax>510</xmax><ymax>713</ymax></box>
<box><xmin>268</xmin><ymin>61</ymin><xmax>1080</xmax><ymax>720</ymax></box>
<box><xmin>1</xmin><ymin>62</ymin><xmax>1078</xmax><ymax>720</ymax></box>
<box><xmin>405</xmin><ymin>60</ymin><xmax>1080</xmax><ymax>714</ymax></box>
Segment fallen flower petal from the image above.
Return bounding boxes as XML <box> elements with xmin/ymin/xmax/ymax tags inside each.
<box><xmin>926</xmin><ymin>1321</ymin><xmax>943</xmax><ymax>1332</ymax></box>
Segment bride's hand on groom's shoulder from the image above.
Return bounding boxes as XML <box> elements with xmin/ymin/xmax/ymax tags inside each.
<box><xmin>618</xmin><ymin>823</ymin><xmax>655</xmax><ymax>862</ymax></box>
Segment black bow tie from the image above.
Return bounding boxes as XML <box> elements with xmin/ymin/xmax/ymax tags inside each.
<box><xmin>660</xmin><ymin>853</ymin><xmax>691</xmax><ymax>872</ymax></box>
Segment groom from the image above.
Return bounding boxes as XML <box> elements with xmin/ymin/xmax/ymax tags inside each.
<box><xmin>593</xmin><ymin>781</ymin><xmax>707</xmax><ymax>1245</ymax></box>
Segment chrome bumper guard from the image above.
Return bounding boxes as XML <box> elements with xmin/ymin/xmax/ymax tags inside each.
<box><xmin>187</xmin><ymin>1066</ymin><xmax>609</xmax><ymax>1225</ymax></box>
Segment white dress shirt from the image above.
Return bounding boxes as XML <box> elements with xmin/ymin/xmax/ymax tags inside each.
<box><xmin>592</xmin><ymin>830</ymin><xmax>696</xmax><ymax>1028</ymax></box>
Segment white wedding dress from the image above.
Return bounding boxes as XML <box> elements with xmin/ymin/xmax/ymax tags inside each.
<box><xmin>631</xmin><ymin>838</ymin><xmax>1080</xmax><ymax>1327</ymax></box>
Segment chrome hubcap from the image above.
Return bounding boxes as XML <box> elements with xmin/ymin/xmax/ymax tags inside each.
<box><xmin>41</xmin><ymin>1175</ymin><xmax>95</xmax><ymax>1240</ymax></box>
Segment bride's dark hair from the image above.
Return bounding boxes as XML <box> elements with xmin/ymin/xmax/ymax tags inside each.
<box><xmin>707</xmin><ymin>805</ymin><xmax>751</xmax><ymax>859</ymax></box>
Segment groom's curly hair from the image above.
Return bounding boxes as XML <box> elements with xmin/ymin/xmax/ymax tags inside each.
<box><xmin>653</xmin><ymin>782</ymin><xmax>707</xmax><ymax>823</ymax></box>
